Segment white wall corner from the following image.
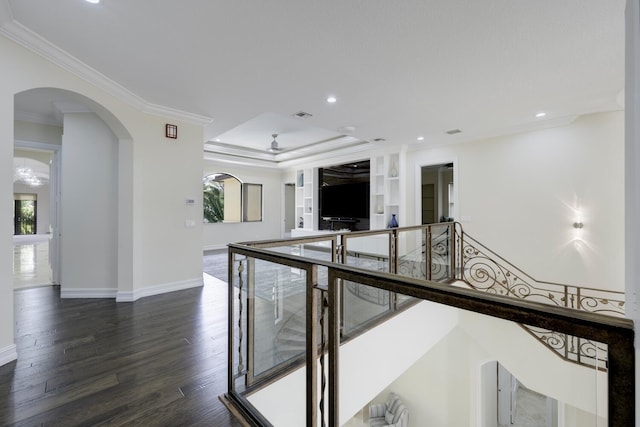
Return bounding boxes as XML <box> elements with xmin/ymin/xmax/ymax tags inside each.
<box><xmin>0</xmin><ymin>344</ymin><xmax>17</xmax><ymax>367</ymax></box>
<box><xmin>60</xmin><ymin>288</ymin><xmax>118</xmax><ymax>299</ymax></box>
<box><xmin>118</xmin><ymin>278</ymin><xmax>204</xmax><ymax>303</ymax></box>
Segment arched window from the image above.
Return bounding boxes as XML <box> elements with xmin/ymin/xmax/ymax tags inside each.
<box><xmin>203</xmin><ymin>173</ymin><xmax>262</xmax><ymax>223</ymax></box>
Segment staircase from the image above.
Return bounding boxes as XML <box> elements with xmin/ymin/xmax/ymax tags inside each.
<box><xmin>386</xmin><ymin>223</ymin><xmax>625</xmax><ymax>371</ymax></box>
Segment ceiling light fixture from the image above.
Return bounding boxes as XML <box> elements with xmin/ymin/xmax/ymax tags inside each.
<box><xmin>417</xmin><ymin>136</ymin><xmax>424</xmax><ymax>141</ymax></box>
<box><xmin>326</xmin><ymin>96</ymin><xmax>337</xmax><ymax>103</ymax></box>
<box><xmin>535</xmin><ymin>112</ymin><xmax>546</xmax><ymax>118</ymax></box>
<box><xmin>85</xmin><ymin>0</ymin><xmax>100</xmax><ymax>4</ymax></box>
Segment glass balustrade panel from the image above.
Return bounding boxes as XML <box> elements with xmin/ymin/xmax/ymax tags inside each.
<box><xmin>269</xmin><ymin>241</ymin><xmax>334</xmax><ymax>262</ymax></box>
<box><xmin>343</xmin><ymin>234</ymin><xmax>390</xmax><ymax>272</ymax></box>
<box><xmin>336</xmin><ymin>283</ymin><xmax>608</xmax><ymax>427</ymax></box>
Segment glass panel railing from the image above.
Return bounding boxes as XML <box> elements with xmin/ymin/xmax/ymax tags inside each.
<box><xmin>331</xmin><ymin>273</ymin><xmax>617</xmax><ymax>427</ymax></box>
<box><xmin>228</xmin><ymin>250</ymin><xmax>314</xmax><ymax>426</ymax></box>
<box><xmin>342</xmin><ymin>279</ymin><xmax>391</xmax><ymax>337</ymax></box>
<box><xmin>343</xmin><ymin>232</ymin><xmax>390</xmax><ymax>272</ymax></box>
<box><xmin>251</xmin><ymin>258</ymin><xmax>307</xmax><ymax>377</ymax></box>
<box><xmin>227</xmin><ymin>225</ymin><xmax>633</xmax><ymax>427</ymax></box>
<box><xmin>229</xmin><ymin>252</ymin><xmax>248</xmax><ymax>395</ymax></box>
<box><xmin>230</xmin><ymin>253</ymin><xmax>309</xmax><ymax>385</ymax></box>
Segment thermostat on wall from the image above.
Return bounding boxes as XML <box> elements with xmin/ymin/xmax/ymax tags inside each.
<box><xmin>186</xmin><ymin>198</ymin><xmax>196</xmax><ymax>206</ymax></box>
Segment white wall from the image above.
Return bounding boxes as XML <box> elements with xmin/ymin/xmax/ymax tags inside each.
<box><xmin>406</xmin><ymin>112</ymin><xmax>624</xmax><ymax>290</ymax></box>
<box><xmin>624</xmin><ymin>2</ymin><xmax>640</xmax><ymax>423</ymax></box>
<box><xmin>247</xmin><ymin>301</ymin><xmax>459</xmax><ymax>426</ymax></box>
<box><xmin>367</xmin><ymin>313</ymin><xmax>607</xmax><ymax>426</ymax></box>
<box><xmin>203</xmin><ymin>161</ymin><xmax>284</xmax><ymax>249</ymax></box>
<box><xmin>0</xmin><ymin>79</ymin><xmax>16</xmax><ymax>365</ymax></box>
<box><xmin>0</xmin><ymin>31</ymin><xmax>206</xmax><ymax>364</ymax></box>
<box><xmin>15</xmin><ymin>120</ymin><xmax>62</xmax><ymax>146</ymax></box>
<box><xmin>60</xmin><ymin>113</ymin><xmax>118</xmax><ymax>295</ymax></box>
<box><xmin>373</xmin><ymin>326</ymin><xmax>489</xmax><ymax>427</ymax></box>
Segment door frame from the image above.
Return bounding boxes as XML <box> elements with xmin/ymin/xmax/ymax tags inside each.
<box><xmin>14</xmin><ymin>140</ymin><xmax>61</xmax><ymax>284</ymax></box>
<box><xmin>415</xmin><ymin>159</ymin><xmax>457</xmax><ymax>225</ymax></box>
<box><xmin>283</xmin><ymin>182</ymin><xmax>295</xmax><ymax>236</ymax></box>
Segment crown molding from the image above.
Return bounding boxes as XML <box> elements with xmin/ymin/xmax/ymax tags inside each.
<box><xmin>0</xmin><ymin>7</ymin><xmax>213</xmax><ymax>126</ymax></box>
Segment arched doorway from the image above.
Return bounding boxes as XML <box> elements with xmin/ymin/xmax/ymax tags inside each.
<box><xmin>14</xmin><ymin>87</ymin><xmax>133</xmax><ymax>298</ymax></box>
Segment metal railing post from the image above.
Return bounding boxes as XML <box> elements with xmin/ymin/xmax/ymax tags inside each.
<box><xmin>306</xmin><ymin>266</ymin><xmax>319</xmax><ymax>427</ymax></box>
<box><xmin>426</xmin><ymin>225</ymin><xmax>432</xmax><ymax>281</ymax></box>
<box><xmin>328</xmin><ymin>269</ymin><xmax>340</xmax><ymax>427</ymax></box>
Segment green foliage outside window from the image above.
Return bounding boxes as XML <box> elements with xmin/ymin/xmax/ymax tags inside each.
<box><xmin>203</xmin><ymin>179</ymin><xmax>224</xmax><ymax>223</ymax></box>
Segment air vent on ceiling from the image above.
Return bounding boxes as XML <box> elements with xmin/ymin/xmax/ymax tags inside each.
<box><xmin>293</xmin><ymin>111</ymin><xmax>313</xmax><ymax>119</ymax></box>
<box><xmin>446</xmin><ymin>129</ymin><xmax>462</xmax><ymax>135</ymax></box>
<box><xmin>373</xmin><ymin>138</ymin><xmax>386</xmax><ymax>142</ymax></box>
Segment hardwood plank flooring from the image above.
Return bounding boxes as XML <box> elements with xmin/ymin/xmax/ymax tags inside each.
<box><xmin>0</xmin><ymin>271</ymin><xmax>243</xmax><ymax>426</ymax></box>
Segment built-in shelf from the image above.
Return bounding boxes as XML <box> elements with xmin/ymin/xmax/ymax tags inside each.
<box><xmin>370</xmin><ymin>152</ymin><xmax>402</xmax><ymax>230</ymax></box>
<box><xmin>295</xmin><ymin>168</ymin><xmax>317</xmax><ymax>230</ymax></box>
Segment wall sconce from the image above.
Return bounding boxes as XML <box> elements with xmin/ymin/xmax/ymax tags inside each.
<box><xmin>573</xmin><ymin>211</ymin><xmax>584</xmax><ymax>240</ymax></box>
<box><xmin>165</xmin><ymin>124</ymin><xmax>177</xmax><ymax>139</ymax></box>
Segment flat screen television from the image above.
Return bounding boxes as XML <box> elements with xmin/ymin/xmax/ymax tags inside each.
<box><xmin>320</xmin><ymin>182</ymin><xmax>370</xmax><ymax>219</ymax></box>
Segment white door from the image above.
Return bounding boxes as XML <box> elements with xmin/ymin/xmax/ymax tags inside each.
<box><xmin>497</xmin><ymin>363</ymin><xmax>516</xmax><ymax>426</ymax></box>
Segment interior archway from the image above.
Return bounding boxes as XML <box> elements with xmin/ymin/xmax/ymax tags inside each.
<box><xmin>13</xmin><ymin>87</ymin><xmax>133</xmax><ymax>298</ymax></box>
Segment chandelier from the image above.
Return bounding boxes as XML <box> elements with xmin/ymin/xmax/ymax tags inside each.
<box><xmin>15</xmin><ymin>165</ymin><xmax>42</xmax><ymax>187</ymax></box>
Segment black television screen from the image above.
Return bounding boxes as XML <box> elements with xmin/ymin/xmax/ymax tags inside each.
<box><xmin>320</xmin><ymin>182</ymin><xmax>369</xmax><ymax>218</ymax></box>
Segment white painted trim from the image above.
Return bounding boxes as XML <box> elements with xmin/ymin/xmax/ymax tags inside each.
<box><xmin>204</xmin><ymin>244</ymin><xmax>227</xmax><ymax>252</ymax></box>
<box><xmin>14</xmin><ymin>140</ymin><xmax>61</xmax><ymax>151</ymax></box>
<box><xmin>0</xmin><ymin>344</ymin><xmax>17</xmax><ymax>367</ymax></box>
<box><xmin>0</xmin><ymin>16</ymin><xmax>212</xmax><ymax>125</ymax></box>
<box><xmin>60</xmin><ymin>287</ymin><xmax>118</xmax><ymax>299</ymax></box>
<box><xmin>115</xmin><ymin>278</ymin><xmax>203</xmax><ymax>302</ymax></box>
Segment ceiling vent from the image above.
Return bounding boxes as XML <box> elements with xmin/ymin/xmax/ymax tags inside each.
<box><xmin>293</xmin><ymin>111</ymin><xmax>313</xmax><ymax>119</ymax></box>
<box><xmin>373</xmin><ymin>138</ymin><xmax>386</xmax><ymax>142</ymax></box>
<box><xmin>446</xmin><ymin>129</ymin><xmax>462</xmax><ymax>135</ymax></box>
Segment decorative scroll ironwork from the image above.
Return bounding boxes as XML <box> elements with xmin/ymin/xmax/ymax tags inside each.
<box><xmin>455</xmin><ymin>229</ymin><xmax>624</xmax><ymax>371</ymax></box>
<box><xmin>395</xmin><ymin>224</ymin><xmax>453</xmax><ymax>281</ymax></box>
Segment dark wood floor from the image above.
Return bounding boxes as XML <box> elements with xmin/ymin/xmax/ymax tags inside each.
<box><xmin>0</xmin><ymin>263</ymin><xmax>242</xmax><ymax>426</ymax></box>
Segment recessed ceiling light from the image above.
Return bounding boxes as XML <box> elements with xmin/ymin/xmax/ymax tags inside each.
<box><xmin>417</xmin><ymin>136</ymin><xmax>424</xmax><ymax>141</ymax></box>
<box><xmin>535</xmin><ymin>112</ymin><xmax>546</xmax><ymax>118</ymax></box>
<box><xmin>326</xmin><ymin>96</ymin><xmax>337</xmax><ymax>103</ymax></box>
<box><xmin>85</xmin><ymin>0</ymin><xmax>100</xmax><ymax>3</ymax></box>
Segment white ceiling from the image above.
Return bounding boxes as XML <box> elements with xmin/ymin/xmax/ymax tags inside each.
<box><xmin>3</xmin><ymin>0</ymin><xmax>626</xmax><ymax>166</ymax></box>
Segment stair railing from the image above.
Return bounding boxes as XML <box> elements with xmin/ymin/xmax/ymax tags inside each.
<box><xmin>453</xmin><ymin>226</ymin><xmax>625</xmax><ymax>370</ymax></box>
<box><xmin>225</xmin><ymin>241</ymin><xmax>635</xmax><ymax>427</ymax></box>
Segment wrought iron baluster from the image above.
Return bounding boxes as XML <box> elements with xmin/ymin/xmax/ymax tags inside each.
<box><xmin>319</xmin><ymin>292</ymin><xmax>328</xmax><ymax>427</ymax></box>
<box><xmin>237</xmin><ymin>259</ymin><xmax>244</xmax><ymax>376</ymax></box>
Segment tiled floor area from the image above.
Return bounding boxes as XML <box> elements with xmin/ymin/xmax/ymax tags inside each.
<box><xmin>12</xmin><ymin>234</ymin><xmax>52</xmax><ymax>289</ymax></box>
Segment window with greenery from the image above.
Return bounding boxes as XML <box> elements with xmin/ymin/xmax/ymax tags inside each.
<box><xmin>203</xmin><ymin>173</ymin><xmax>262</xmax><ymax>223</ymax></box>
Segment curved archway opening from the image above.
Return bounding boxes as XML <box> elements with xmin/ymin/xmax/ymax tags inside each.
<box><xmin>13</xmin><ymin>87</ymin><xmax>133</xmax><ymax>298</ymax></box>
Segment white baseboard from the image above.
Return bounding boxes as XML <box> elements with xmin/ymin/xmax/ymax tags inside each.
<box><xmin>0</xmin><ymin>344</ymin><xmax>17</xmax><ymax>367</ymax></box>
<box><xmin>116</xmin><ymin>278</ymin><xmax>203</xmax><ymax>302</ymax></box>
<box><xmin>60</xmin><ymin>288</ymin><xmax>118</xmax><ymax>299</ymax></box>
<box><xmin>204</xmin><ymin>244</ymin><xmax>227</xmax><ymax>252</ymax></box>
